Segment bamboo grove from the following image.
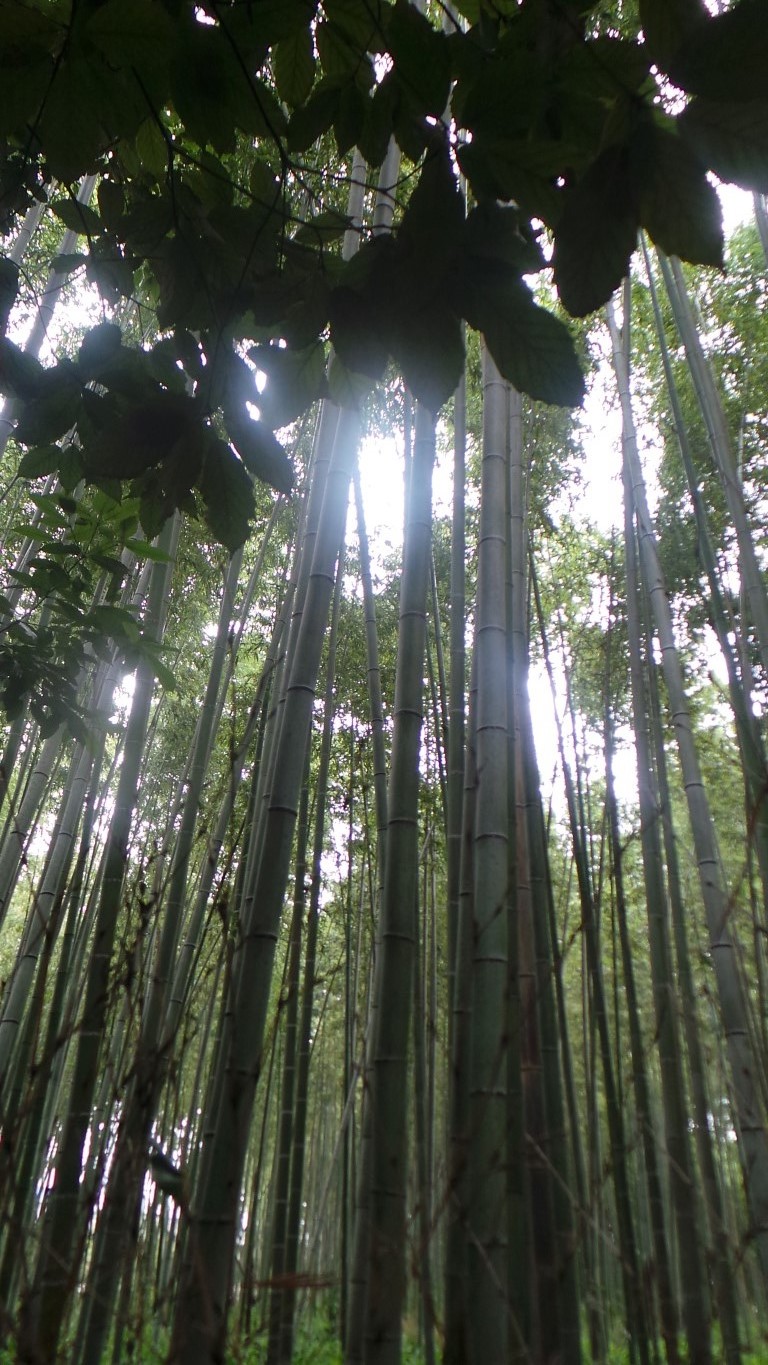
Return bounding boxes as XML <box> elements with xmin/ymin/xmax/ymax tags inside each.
<box><xmin>1</xmin><ymin>1</ymin><xmax>768</xmax><ymax>1362</ymax></box>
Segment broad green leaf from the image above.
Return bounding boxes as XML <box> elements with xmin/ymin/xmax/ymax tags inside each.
<box><xmin>464</xmin><ymin>203</ymin><xmax>545</xmax><ymax>275</ymax></box>
<box><xmin>457</xmin><ymin>140</ymin><xmax>562</xmax><ymax>226</ymax></box>
<box><xmin>170</xmin><ymin>28</ymin><xmax>238</xmax><ymax>153</ymax></box>
<box><xmin>87</xmin><ymin>346</ymin><xmax>150</xmax><ymax>400</ymax></box>
<box><xmin>87</xmin><ymin>604</ymin><xmax>141</xmax><ymax>645</ymax></box>
<box><xmin>146</xmin><ymin>340</ymin><xmax>187</xmax><ymax>394</ymax></box>
<box><xmin>14</xmin><ymin>366</ymin><xmax>82</xmax><ymax>446</ymax></box>
<box><xmin>390</xmin><ymin>303</ymin><xmax>465</xmax><ymax>414</ymax></box>
<box><xmin>97</xmin><ymin>179</ymin><xmax>125</xmax><ymax>231</ymax></box>
<box><xmin>316</xmin><ymin>18</ymin><xmax>370</xmax><ymax>82</ymax></box>
<box><xmin>0</xmin><ymin>4</ymin><xmax>61</xmax><ymax>61</ymax></box>
<box><xmin>553</xmin><ymin>146</ymin><xmax>638</xmax><ymax>317</ymax></box>
<box><xmin>120</xmin><ymin>195</ymin><xmax>173</xmax><ymax>254</ymax></box>
<box><xmin>450</xmin><ymin>0</ymin><xmax>479</xmax><ymax>20</ymax></box>
<box><xmin>485</xmin><ymin>293</ymin><xmax>584</xmax><ymax>408</ymax></box>
<box><xmin>386</xmin><ymin>0</ymin><xmax>450</xmax><ymax>117</ymax></box>
<box><xmin>136</xmin><ymin>645</ymin><xmax>177</xmax><ymax>693</ymax></box>
<box><xmin>559</xmin><ymin>36</ymin><xmax>650</xmax><ymax>104</ymax></box>
<box><xmin>198</xmin><ymin>439</ymin><xmax>257</xmax><ymax>551</ymax></box>
<box><xmin>0</xmin><ymin>257</ymin><xmax>20</xmax><ymax>336</ymax></box>
<box><xmin>294</xmin><ymin>210</ymin><xmax>353</xmax><ymax>248</ymax></box>
<box><xmin>18</xmin><ymin>445</ymin><xmax>62</xmax><ymax>479</ymax></box>
<box><xmin>229</xmin><ymin>0</ymin><xmax>315</xmax><ymax>46</ymax></box>
<box><xmin>81</xmin><ymin>393</ymin><xmax>198</xmax><ymax>479</ymax></box>
<box><xmin>273</xmin><ymin>28</ymin><xmax>316</xmax><ymax>107</ymax></box>
<box><xmin>85</xmin><ymin>241</ymin><xmax>136</xmax><ymax>304</ymax></box>
<box><xmin>51</xmin><ymin>198</ymin><xmax>102</xmax><ymax>236</ymax></box>
<box><xmin>134</xmin><ymin>119</ymin><xmax>169</xmax><ymax>181</ymax></box>
<box><xmin>281</xmin><ymin>275</ymin><xmax>332</xmax><ymax>349</ymax></box>
<box><xmin>0</xmin><ymin>339</ymin><xmax>44</xmax><ymax>401</ymax></box>
<box><xmin>184</xmin><ymin>157</ymin><xmax>234</xmax><ymax>213</ymax></box>
<box><xmin>84</xmin><ymin>0</ymin><xmax>174</xmax><ymax>67</ymax></box>
<box><xmin>170</xmin><ymin>24</ymin><xmax>284</xmax><ymax>154</ymax></box>
<box><xmin>51</xmin><ymin>253</ymin><xmax>87</xmax><ymax>278</ymax></box>
<box><xmin>679</xmin><ymin>99</ymin><xmax>768</xmax><ymax>193</ymax></box>
<box><xmin>91</xmin><ymin>553</ymin><xmax>130</xmax><ymax>582</ymax></box>
<box><xmin>334</xmin><ymin>83</ymin><xmax>367</xmax><ymax>156</ymax></box>
<box><xmin>323</xmin><ymin>0</ymin><xmax>390</xmax><ymax>53</ymax></box>
<box><xmin>287</xmin><ymin>84</ymin><xmax>342</xmax><ymax>152</ymax></box>
<box><xmin>327</xmin><ymin>354</ymin><xmax>375</xmax><ymax>408</ymax></box>
<box><xmin>39</xmin><ymin>60</ymin><xmax>106</xmax><ymax>181</ymax></box>
<box><xmin>59</xmin><ymin>445</ymin><xmax>85</xmax><ymax>491</ymax></box>
<box><xmin>456</xmin><ymin>264</ymin><xmax>584</xmax><ymax>407</ymax></box>
<box><xmin>638</xmin><ymin>0</ymin><xmax>707</xmax><ymax>72</ymax></box>
<box><xmin>632</xmin><ymin>123</ymin><xmax>722</xmax><ymax>267</ymax></box>
<box><xmin>224</xmin><ymin>409</ymin><xmax>294</xmax><ymax>495</ymax></box>
<box><xmin>250</xmin><ymin>343</ymin><xmax>327</xmax><ymax>429</ymax></box>
<box><xmin>235</xmin><ymin>78</ymin><xmax>289</xmax><ymax>142</ymax></box>
<box><xmin>329</xmin><ymin>287</ymin><xmax>389</xmax><ymax>380</ymax></box>
<box><xmin>0</xmin><ymin>61</ymin><xmax>51</xmax><ymax>141</ymax></box>
<box><xmin>392</xmin><ymin>99</ymin><xmax>430</xmax><ymax>163</ymax></box>
<box><xmin>199</xmin><ymin>343</ymin><xmax>258</xmax><ymax>411</ymax></box>
<box><xmin>78</xmin><ymin>323</ymin><xmax>123</xmax><ymax>381</ymax></box>
<box><xmin>357</xmin><ymin>75</ymin><xmax>397</xmax><ymax>167</ymax></box>
<box><xmin>670</xmin><ymin>0</ymin><xmax>768</xmax><ymax>102</ymax></box>
<box><xmin>397</xmin><ymin>139</ymin><xmax>465</xmax><ymax>293</ymax></box>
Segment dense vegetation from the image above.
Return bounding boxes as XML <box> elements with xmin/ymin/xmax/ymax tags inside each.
<box><xmin>1</xmin><ymin>0</ymin><xmax>768</xmax><ymax>1362</ymax></box>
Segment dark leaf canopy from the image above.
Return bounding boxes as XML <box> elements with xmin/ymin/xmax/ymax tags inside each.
<box><xmin>1</xmin><ymin>0</ymin><xmax>766</xmax><ymax>546</ymax></box>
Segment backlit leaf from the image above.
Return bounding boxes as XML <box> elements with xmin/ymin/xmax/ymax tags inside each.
<box><xmin>386</xmin><ymin>0</ymin><xmax>450</xmax><ymax>117</ymax></box>
<box><xmin>78</xmin><ymin>323</ymin><xmax>123</xmax><ymax>381</ymax></box>
<box><xmin>224</xmin><ymin>409</ymin><xmax>294</xmax><ymax>495</ymax></box>
<box><xmin>84</xmin><ymin>0</ymin><xmax>174</xmax><ymax>68</ymax></box>
<box><xmin>273</xmin><ymin>27</ymin><xmax>316</xmax><ymax>108</ymax></box>
<box><xmin>0</xmin><ymin>338</ymin><xmax>44</xmax><ymax>401</ymax></box>
<box><xmin>553</xmin><ymin>146</ymin><xmax>638</xmax><ymax>317</ymax></box>
<box><xmin>670</xmin><ymin>0</ymin><xmax>768</xmax><ymax>102</ymax></box>
<box><xmin>456</xmin><ymin>264</ymin><xmax>584</xmax><ymax>407</ymax></box>
<box><xmin>390</xmin><ymin>303</ymin><xmax>464</xmax><ymax>414</ymax></box>
<box><xmin>638</xmin><ymin>0</ymin><xmax>707</xmax><ymax>72</ymax></box>
<box><xmin>679</xmin><ymin>98</ymin><xmax>768</xmax><ymax>193</ymax></box>
<box><xmin>198</xmin><ymin>439</ymin><xmax>257</xmax><ymax>551</ymax></box>
<box><xmin>632</xmin><ymin>123</ymin><xmax>723</xmax><ymax>267</ymax></box>
<box><xmin>18</xmin><ymin>445</ymin><xmax>63</xmax><ymax>479</ymax></box>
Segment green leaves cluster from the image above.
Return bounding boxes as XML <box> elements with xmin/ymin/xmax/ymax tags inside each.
<box><xmin>1</xmin><ymin>321</ymin><xmax>294</xmax><ymax>553</ymax></box>
<box><xmin>0</xmin><ymin>486</ymin><xmax>175</xmax><ymax>738</ymax></box>
<box><xmin>0</xmin><ymin>0</ymin><xmax>766</xmax><ymax>550</ymax></box>
<box><xmin>330</xmin><ymin>147</ymin><xmax>583</xmax><ymax>409</ymax></box>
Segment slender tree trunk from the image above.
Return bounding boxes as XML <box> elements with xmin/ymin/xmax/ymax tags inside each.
<box><xmin>607</xmin><ymin>289</ymin><xmax>768</xmax><ymax>1288</ymax></box>
<box><xmin>363</xmin><ymin>402</ymin><xmax>435</xmax><ymax>1365</ymax></box>
<box><xmin>466</xmin><ymin>348</ymin><xmax>510</xmax><ymax>1363</ymax></box>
